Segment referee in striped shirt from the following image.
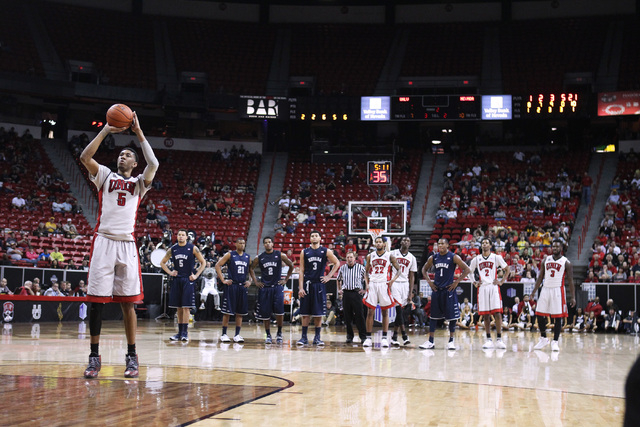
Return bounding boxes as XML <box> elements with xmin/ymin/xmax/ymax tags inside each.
<box><xmin>338</xmin><ymin>251</ymin><xmax>367</xmax><ymax>344</ymax></box>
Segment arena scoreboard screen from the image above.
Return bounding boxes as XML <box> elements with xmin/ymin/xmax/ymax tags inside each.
<box><xmin>367</xmin><ymin>161</ymin><xmax>392</xmax><ymax>185</ymax></box>
<box><xmin>512</xmin><ymin>93</ymin><xmax>585</xmax><ymax>118</ymax></box>
<box><xmin>390</xmin><ymin>95</ymin><xmax>480</xmax><ymax>120</ymax></box>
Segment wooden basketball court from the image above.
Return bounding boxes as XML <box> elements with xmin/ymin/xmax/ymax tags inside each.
<box><xmin>0</xmin><ymin>320</ymin><xmax>633</xmax><ymax>425</ymax></box>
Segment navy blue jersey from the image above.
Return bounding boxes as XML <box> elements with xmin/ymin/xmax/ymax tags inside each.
<box><xmin>228</xmin><ymin>251</ymin><xmax>250</xmax><ymax>283</ymax></box>
<box><xmin>258</xmin><ymin>250</ymin><xmax>282</xmax><ymax>287</ymax></box>
<box><xmin>432</xmin><ymin>251</ymin><xmax>456</xmax><ymax>289</ymax></box>
<box><xmin>303</xmin><ymin>246</ymin><xmax>328</xmax><ymax>283</ymax></box>
<box><xmin>171</xmin><ymin>243</ymin><xmax>196</xmax><ymax>277</ymax></box>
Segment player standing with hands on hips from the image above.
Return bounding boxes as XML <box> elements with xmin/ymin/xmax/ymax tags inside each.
<box><xmin>531</xmin><ymin>239</ymin><xmax>575</xmax><ymax>352</ymax></box>
<box><xmin>249</xmin><ymin>236</ymin><xmax>295</xmax><ymax>344</ymax></box>
<box><xmin>161</xmin><ymin>229</ymin><xmax>206</xmax><ymax>343</ymax></box>
<box><xmin>81</xmin><ymin>112</ymin><xmax>159</xmax><ymax>379</ymax></box>
<box><xmin>390</xmin><ymin>236</ymin><xmax>418</xmax><ymax>346</ymax></box>
<box><xmin>297</xmin><ymin>231</ymin><xmax>341</xmax><ymax>346</ymax></box>
<box><xmin>216</xmin><ymin>238</ymin><xmax>251</xmax><ymax>343</ymax></box>
<box><xmin>363</xmin><ymin>236</ymin><xmax>403</xmax><ymax>348</ymax></box>
<box><xmin>419</xmin><ymin>238</ymin><xmax>471</xmax><ymax>350</ymax></box>
<box><xmin>468</xmin><ymin>238</ymin><xmax>511</xmax><ymax>349</ymax></box>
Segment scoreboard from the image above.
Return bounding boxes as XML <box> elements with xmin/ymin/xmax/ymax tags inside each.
<box><xmin>512</xmin><ymin>93</ymin><xmax>585</xmax><ymax>119</ymax></box>
<box><xmin>391</xmin><ymin>95</ymin><xmax>480</xmax><ymax>120</ymax></box>
<box><xmin>238</xmin><ymin>93</ymin><xmax>588</xmax><ymax>121</ymax></box>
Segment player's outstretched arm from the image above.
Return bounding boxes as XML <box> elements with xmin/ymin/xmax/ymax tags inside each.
<box><xmin>215</xmin><ymin>252</ymin><xmax>232</xmax><ymax>285</ymax></box>
<box><xmin>530</xmin><ymin>263</ymin><xmax>546</xmax><ymax>300</ymax></box>
<box><xmin>499</xmin><ymin>257</ymin><xmax>512</xmax><ymax>285</ymax></box>
<box><xmin>298</xmin><ymin>249</ymin><xmax>306</xmax><ymax>297</ymax></box>
<box><xmin>131</xmin><ymin>112</ymin><xmax>159</xmax><ymax>187</ymax></box>
<box><xmin>468</xmin><ymin>256</ymin><xmax>479</xmax><ymax>287</ymax></box>
<box><xmin>323</xmin><ymin>249</ymin><xmax>341</xmax><ymax>283</ymax></box>
<box><xmin>364</xmin><ymin>254</ymin><xmax>372</xmax><ymax>290</ymax></box>
<box><xmin>80</xmin><ymin>124</ymin><xmax>127</xmax><ymax>176</ymax></box>
<box><xmin>249</xmin><ymin>257</ymin><xmax>261</xmax><ymax>288</ymax></box>
<box><xmin>244</xmin><ymin>256</ymin><xmax>252</xmax><ymax>288</ymax></box>
<box><xmin>389</xmin><ymin>255</ymin><xmax>402</xmax><ymax>286</ymax></box>
<box><xmin>280</xmin><ymin>253</ymin><xmax>295</xmax><ymax>284</ymax></box>
<box><xmin>421</xmin><ymin>256</ymin><xmax>436</xmax><ymax>291</ymax></box>
<box><xmin>160</xmin><ymin>249</ymin><xmax>176</xmax><ymax>277</ymax></box>
<box><xmin>449</xmin><ymin>255</ymin><xmax>471</xmax><ymax>291</ymax></box>
<box><xmin>191</xmin><ymin>247</ymin><xmax>207</xmax><ymax>281</ymax></box>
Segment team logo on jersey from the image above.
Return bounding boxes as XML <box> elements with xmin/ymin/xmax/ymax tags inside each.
<box><xmin>546</xmin><ymin>262</ymin><xmax>563</xmax><ymax>272</ymax></box>
<box><xmin>371</xmin><ymin>258</ymin><xmax>388</xmax><ymax>268</ymax></box>
<box><xmin>478</xmin><ymin>261</ymin><xmax>494</xmax><ymax>270</ymax></box>
<box><xmin>108</xmin><ymin>179</ymin><xmax>135</xmax><ymax>195</ymax></box>
<box><xmin>3</xmin><ymin>302</ymin><xmax>14</xmax><ymax>322</ymax></box>
<box><xmin>396</xmin><ymin>257</ymin><xmax>411</xmax><ymax>267</ymax></box>
<box><xmin>32</xmin><ymin>304</ymin><xmax>42</xmax><ymax>320</ymax></box>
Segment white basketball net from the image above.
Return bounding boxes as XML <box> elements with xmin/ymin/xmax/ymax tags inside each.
<box><xmin>368</xmin><ymin>228</ymin><xmax>390</xmax><ymax>252</ymax></box>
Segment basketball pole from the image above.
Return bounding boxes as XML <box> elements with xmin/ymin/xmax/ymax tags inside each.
<box><xmin>155</xmin><ymin>276</ymin><xmax>171</xmax><ymax>320</ymax></box>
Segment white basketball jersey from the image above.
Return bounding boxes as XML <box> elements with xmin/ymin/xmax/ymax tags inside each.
<box><xmin>369</xmin><ymin>251</ymin><xmax>391</xmax><ymax>282</ymax></box>
<box><xmin>470</xmin><ymin>253</ymin><xmax>508</xmax><ymax>286</ymax></box>
<box><xmin>91</xmin><ymin>164</ymin><xmax>150</xmax><ymax>241</ymax></box>
<box><xmin>543</xmin><ymin>255</ymin><xmax>567</xmax><ymax>288</ymax></box>
<box><xmin>391</xmin><ymin>249</ymin><xmax>417</xmax><ymax>282</ymax></box>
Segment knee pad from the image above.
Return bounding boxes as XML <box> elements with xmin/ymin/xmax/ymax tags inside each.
<box><xmin>89</xmin><ymin>303</ymin><xmax>105</xmax><ymax>337</ymax></box>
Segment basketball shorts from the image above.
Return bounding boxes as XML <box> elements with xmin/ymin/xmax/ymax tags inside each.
<box><xmin>256</xmin><ymin>286</ymin><xmax>285</xmax><ymax>320</ymax></box>
<box><xmin>169</xmin><ymin>276</ymin><xmax>196</xmax><ymax>308</ymax></box>
<box><xmin>363</xmin><ymin>280</ymin><xmax>394</xmax><ymax>310</ymax></box>
<box><xmin>430</xmin><ymin>288</ymin><xmax>460</xmax><ymax>321</ymax></box>
<box><xmin>299</xmin><ymin>281</ymin><xmax>326</xmax><ymax>317</ymax></box>
<box><xmin>477</xmin><ymin>284</ymin><xmax>503</xmax><ymax>315</ymax></box>
<box><xmin>535</xmin><ymin>286</ymin><xmax>567</xmax><ymax>318</ymax></box>
<box><xmin>221</xmin><ymin>282</ymin><xmax>249</xmax><ymax>316</ymax></box>
<box><xmin>391</xmin><ymin>280</ymin><xmax>410</xmax><ymax>307</ymax></box>
<box><xmin>87</xmin><ymin>234</ymin><xmax>143</xmax><ymax>303</ymax></box>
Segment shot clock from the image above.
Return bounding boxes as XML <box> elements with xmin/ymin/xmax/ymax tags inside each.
<box><xmin>367</xmin><ymin>161</ymin><xmax>392</xmax><ymax>185</ymax></box>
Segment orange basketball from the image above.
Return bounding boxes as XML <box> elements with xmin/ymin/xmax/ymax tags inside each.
<box><xmin>106</xmin><ymin>104</ymin><xmax>133</xmax><ymax>128</ymax></box>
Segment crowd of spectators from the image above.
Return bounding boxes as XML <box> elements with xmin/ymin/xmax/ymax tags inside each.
<box><xmin>0</xmin><ymin>275</ymin><xmax>88</xmax><ymax>298</ymax></box>
<box><xmin>585</xmin><ymin>150</ymin><xmax>640</xmax><ymax>283</ymax></box>
<box><xmin>272</xmin><ymin>155</ymin><xmax>417</xmax><ymax>256</ymax></box>
<box><xmin>439</xmin><ymin>150</ymin><xmax>582</xmax><ymax>225</ymax></box>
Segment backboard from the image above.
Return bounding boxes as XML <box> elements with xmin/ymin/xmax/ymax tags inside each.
<box><xmin>347</xmin><ymin>201</ymin><xmax>407</xmax><ymax>236</ymax></box>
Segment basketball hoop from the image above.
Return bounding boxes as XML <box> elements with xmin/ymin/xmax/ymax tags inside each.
<box><xmin>368</xmin><ymin>228</ymin><xmax>384</xmax><ymax>241</ymax></box>
<box><xmin>368</xmin><ymin>228</ymin><xmax>390</xmax><ymax>252</ymax></box>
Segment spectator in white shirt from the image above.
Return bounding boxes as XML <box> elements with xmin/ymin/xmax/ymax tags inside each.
<box><xmin>11</xmin><ymin>195</ymin><xmax>26</xmax><ymax>210</ymax></box>
<box><xmin>44</xmin><ymin>282</ymin><xmax>63</xmax><ymax>296</ymax></box>
<box><xmin>513</xmin><ymin>151</ymin><xmax>525</xmax><ymax>162</ymax></box>
<box><xmin>447</xmin><ymin>204</ymin><xmax>458</xmax><ymax>220</ymax></box>
<box><xmin>52</xmin><ymin>198</ymin><xmax>65</xmax><ymax>213</ymax></box>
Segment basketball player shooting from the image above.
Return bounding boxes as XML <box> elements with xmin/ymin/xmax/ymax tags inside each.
<box><xmin>80</xmin><ymin>112</ymin><xmax>159</xmax><ymax>379</ymax></box>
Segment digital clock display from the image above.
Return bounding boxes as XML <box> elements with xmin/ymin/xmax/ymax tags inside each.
<box><xmin>367</xmin><ymin>161</ymin><xmax>392</xmax><ymax>185</ymax></box>
<box><xmin>290</xmin><ymin>96</ymin><xmax>356</xmax><ymax>121</ymax></box>
<box><xmin>390</xmin><ymin>95</ymin><xmax>480</xmax><ymax>120</ymax></box>
<box><xmin>512</xmin><ymin>93</ymin><xmax>584</xmax><ymax>118</ymax></box>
